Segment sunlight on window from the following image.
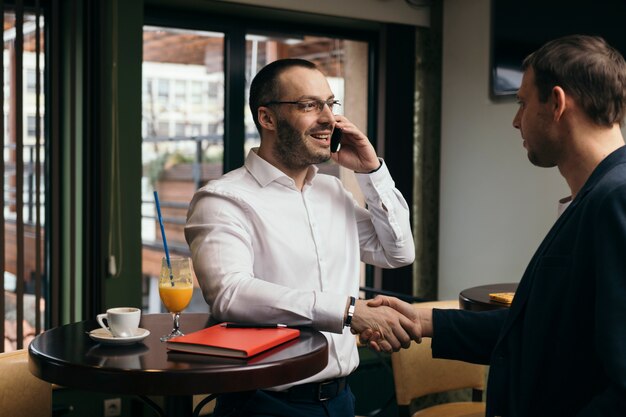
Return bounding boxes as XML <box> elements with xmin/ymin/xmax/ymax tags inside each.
<box><xmin>3</xmin><ymin>11</ymin><xmax>47</xmax><ymax>352</ymax></box>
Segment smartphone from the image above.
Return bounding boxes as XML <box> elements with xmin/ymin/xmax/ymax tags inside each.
<box><xmin>330</xmin><ymin>128</ymin><xmax>342</xmax><ymax>153</ymax></box>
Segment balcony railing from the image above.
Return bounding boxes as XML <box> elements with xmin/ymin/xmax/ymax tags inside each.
<box><xmin>3</xmin><ymin>143</ymin><xmax>46</xmax><ymax>226</ymax></box>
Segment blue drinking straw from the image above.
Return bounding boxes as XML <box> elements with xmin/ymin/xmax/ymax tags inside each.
<box><xmin>154</xmin><ymin>190</ymin><xmax>174</xmax><ymax>285</ymax></box>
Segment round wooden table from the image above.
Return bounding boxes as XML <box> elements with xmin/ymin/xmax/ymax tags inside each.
<box><xmin>29</xmin><ymin>313</ymin><xmax>328</xmax><ymax>416</ymax></box>
<box><xmin>459</xmin><ymin>282</ymin><xmax>518</xmax><ymax>311</ymax></box>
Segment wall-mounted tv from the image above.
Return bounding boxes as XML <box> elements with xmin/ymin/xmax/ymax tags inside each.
<box><xmin>491</xmin><ymin>0</ymin><xmax>626</xmax><ymax>97</ymax></box>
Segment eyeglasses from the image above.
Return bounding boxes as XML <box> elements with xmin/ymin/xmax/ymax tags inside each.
<box><xmin>262</xmin><ymin>98</ymin><xmax>341</xmax><ymax>113</ymax></box>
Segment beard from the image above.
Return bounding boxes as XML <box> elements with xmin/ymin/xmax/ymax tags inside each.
<box><xmin>274</xmin><ymin>116</ymin><xmax>331</xmax><ymax>170</ymax></box>
<box><xmin>525</xmin><ymin>135</ymin><xmax>560</xmax><ymax>168</ymax></box>
<box><xmin>527</xmin><ymin>150</ymin><xmax>558</xmax><ymax>168</ymax></box>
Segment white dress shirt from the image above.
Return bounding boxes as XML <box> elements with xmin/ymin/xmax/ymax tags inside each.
<box><xmin>558</xmin><ymin>195</ymin><xmax>572</xmax><ymax>218</ymax></box>
<box><xmin>185</xmin><ymin>148</ymin><xmax>415</xmax><ymax>388</ymax></box>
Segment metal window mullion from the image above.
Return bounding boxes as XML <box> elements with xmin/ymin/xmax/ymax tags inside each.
<box><xmin>15</xmin><ymin>0</ymin><xmax>25</xmax><ymax>350</ymax></box>
<box><xmin>69</xmin><ymin>0</ymin><xmax>77</xmax><ymax>323</ymax></box>
<box><xmin>223</xmin><ymin>28</ymin><xmax>245</xmax><ymax>174</ymax></box>
<box><xmin>48</xmin><ymin>0</ymin><xmax>61</xmax><ymax>328</ymax></box>
<box><xmin>34</xmin><ymin>0</ymin><xmax>42</xmax><ymax>333</ymax></box>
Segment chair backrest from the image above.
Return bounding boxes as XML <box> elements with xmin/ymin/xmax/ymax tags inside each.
<box><xmin>0</xmin><ymin>349</ymin><xmax>51</xmax><ymax>417</ymax></box>
<box><xmin>390</xmin><ymin>300</ymin><xmax>486</xmax><ymax>406</ymax></box>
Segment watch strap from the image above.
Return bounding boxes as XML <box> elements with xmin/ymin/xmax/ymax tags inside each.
<box><xmin>344</xmin><ymin>296</ymin><xmax>356</xmax><ymax>327</ymax></box>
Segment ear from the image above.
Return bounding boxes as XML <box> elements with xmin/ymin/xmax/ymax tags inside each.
<box><xmin>258</xmin><ymin>107</ymin><xmax>277</xmax><ymax>132</ymax></box>
<box><xmin>551</xmin><ymin>86</ymin><xmax>567</xmax><ymax>122</ymax></box>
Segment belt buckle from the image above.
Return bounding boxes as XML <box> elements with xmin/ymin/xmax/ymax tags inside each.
<box><xmin>317</xmin><ymin>380</ymin><xmax>335</xmax><ymax>401</ymax></box>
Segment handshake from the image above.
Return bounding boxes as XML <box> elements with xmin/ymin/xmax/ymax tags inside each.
<box><xmin>350</xmin><ymin>296</ymin><xmax>433</xmax><ymax>353</ymax></box>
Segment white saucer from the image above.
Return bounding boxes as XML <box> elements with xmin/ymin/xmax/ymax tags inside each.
<box><xmin>88</xmin><ymin>328</ymin><xmax>150</xmax><ymax>345</ymax></box>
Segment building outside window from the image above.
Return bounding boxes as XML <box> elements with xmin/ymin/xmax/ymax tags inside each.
<box><xmin>2</xmin><ymin>10</ymin><xmax>47</xmax><ymax>352</ymax></box>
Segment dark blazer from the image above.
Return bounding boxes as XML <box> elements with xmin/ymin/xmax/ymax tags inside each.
<box><xmin>432</xmin><ymin>146</ymin><xmax>626</xmax><ymax>416</ymax></box>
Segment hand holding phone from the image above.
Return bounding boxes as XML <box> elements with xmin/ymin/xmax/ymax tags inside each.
<box><xmin>330</xmin><ymin>128</ymin><xmax>342</xmax><ymax>153</ymax></box>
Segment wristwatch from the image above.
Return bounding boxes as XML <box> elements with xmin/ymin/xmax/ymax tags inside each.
<box><xmin>344</xmin><ymin>296</ymin><xmax>356</xmax><ymax>327</ymax></box>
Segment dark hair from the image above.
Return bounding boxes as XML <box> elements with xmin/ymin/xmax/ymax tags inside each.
<box><xmin>522</xmin><ymin>35</ymin><xmax>626</xmax><ymax>127</ymax></box>
<box><xmin>249</xmin><ymin>58</ymin><xmax>318</xmax><ymax>134</ymax></box>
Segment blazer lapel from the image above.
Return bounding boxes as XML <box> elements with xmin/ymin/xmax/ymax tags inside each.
<box><xmin>496</xmin><ymin>197</ymin><xmax>578</xmax><ymax>340</ymax></box>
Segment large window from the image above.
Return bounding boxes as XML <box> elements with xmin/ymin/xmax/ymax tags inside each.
<box><xmin>141</xmin><ymin>26</ymin><xmax>225</xmax><ymax>312</ymax></box>
<box><xmin>141</xmin><ymin>19</ymin><xmax>371</xmax><ymax>314</ymax></box>
<box><xmin>242</xmin><ymin>34</ymin><xmax>349</xmax><ymax>151</ymax></box>
<box><xmin>2</xmin><ymin>9</ymin><xmax>46</xmax><ymax>352</ymax></box>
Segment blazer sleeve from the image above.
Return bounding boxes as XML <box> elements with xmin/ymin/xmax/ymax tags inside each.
<box><xmin>431</xmin><ymin>308</ymin><xmax>508</xmax><ymax>365</ymax></box>
<box><xmin>578</xmin><ymin>182</ymin><xmax>626</xmax><ymax>416</ymax></box>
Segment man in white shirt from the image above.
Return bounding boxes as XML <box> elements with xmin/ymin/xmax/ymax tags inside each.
<box><xmin>185</xmin><ymin>58</ymin><xmax>419</xmax><ymax>417</ymax></box>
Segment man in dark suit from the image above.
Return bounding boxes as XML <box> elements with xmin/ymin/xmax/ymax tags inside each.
<box><xmin>366</xmin><ymin>35</ymin><xmax>626</xmax><ymax>416</ymax></box>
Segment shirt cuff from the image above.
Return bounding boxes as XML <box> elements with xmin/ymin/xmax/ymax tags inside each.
<box><xmin>313</xmin><ymin>291</ymin><xmax>352</xmax><ymax>334</ymax></box>
<box><xmin>354</xmin><ymin>159</ymin><xmax>395</xmax><ymax>196</ymax></box>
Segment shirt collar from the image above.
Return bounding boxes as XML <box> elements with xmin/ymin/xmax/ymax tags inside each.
<box><xmin>244</xmin><ymin>148</ymin><xmax>319</xmax><ymax>188</ymax></box>
<box><xmin>557</xmin><ymin>195</ymin><xmax>572</xmax><ymax>218</ymax></box>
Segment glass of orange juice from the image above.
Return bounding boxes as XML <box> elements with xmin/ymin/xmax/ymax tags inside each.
<box><xmin>159</xmin><ymin>256</ymin><xmax>193</xmax><ymax>342</ymax></box>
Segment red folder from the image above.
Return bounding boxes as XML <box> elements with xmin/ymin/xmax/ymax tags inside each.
<box><xmin>165</xmin><ymin>323</ymin><xmax>300</xmax><ymax>358</ymax></box>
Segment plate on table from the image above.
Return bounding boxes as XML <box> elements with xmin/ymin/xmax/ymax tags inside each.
<box><xmin>88</xmin><ymin>328</ymin><xmax>150</xmax><ymax>345</ymax></box>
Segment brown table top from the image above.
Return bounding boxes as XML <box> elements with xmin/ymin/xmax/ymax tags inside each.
<box><xmin>28</xmin><ymin>313</ymin><xmax>328</xmax><ymax>396</ymax></box>
<box><xmin>459</xmin><ymin>282</ymin><xmax>519</xmax><ymax>312</ymax></box>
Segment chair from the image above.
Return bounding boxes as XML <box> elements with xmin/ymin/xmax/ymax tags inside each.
<box><xmin>0</xmin><ymin>349</ymin><xmax>52</xmax><ymax>417</ymax></box>
<box><xmin>193</xmin><ymin>394</ymin><xmax>216</xmax><ymax>416</ymax></box>
<box><xmin>390</xmin><ymin>300</ymin><xmax>486</xmax><ymax>417</ymax></box>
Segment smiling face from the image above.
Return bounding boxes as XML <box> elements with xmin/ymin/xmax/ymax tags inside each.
<box><xmin>512</xmin><ymin>68</ymin><xmax>562</xmax><ymax>168</ymax></box>
<box><xmin>268</xmin><ymin>67</ymin><xmax>336</xmax><ymax>170</ymax></box>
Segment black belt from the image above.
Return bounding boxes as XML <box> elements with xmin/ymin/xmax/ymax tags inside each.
<box><xmin>267</xmin><ymin>377</ymin><xmax>348</xmax><ymax>402</ymax></box>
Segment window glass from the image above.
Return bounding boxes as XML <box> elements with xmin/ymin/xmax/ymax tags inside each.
<box><xmin>244</xmin><ymin>35</ymin><xmax>367</xmax><ymax>177</ymax></box>
<box><xmin>190</xmin><ymin>81</ymin><xmax>203</xmax><ymax>104</ymax></box>
<box><xmin>27</xmin><ymin>115</ymin><xmax>36</xmax><ymax>137</ymax></box>
<box><xmin>26</xmin><ymin>69</ymin><xmax>36</xmax><ymax>93</ymax></box>
<box><xmin>141</xmin><ymin>25</ymin><xmax>371</xmax><ymax>313</ymax></box>
<box><xmin>141</xmin><ymin>26</ymin><xmax>224</xmax><ymax>313</ymax></box>
<box><xmin>3</xmin><ymin>11</ymin><xmax>47</xmax><ymax>352</ymax></box>
<box><xmin>173</xmin><ymin>80</ymin><xmax>186</xmax><ymax>106</ymax></box>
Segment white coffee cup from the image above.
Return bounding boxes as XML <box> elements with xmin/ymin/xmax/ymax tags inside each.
<box><xmin>97</xmin><ymin>307</ymin><xmax>141</xmax><ymax>338</ymax></box>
